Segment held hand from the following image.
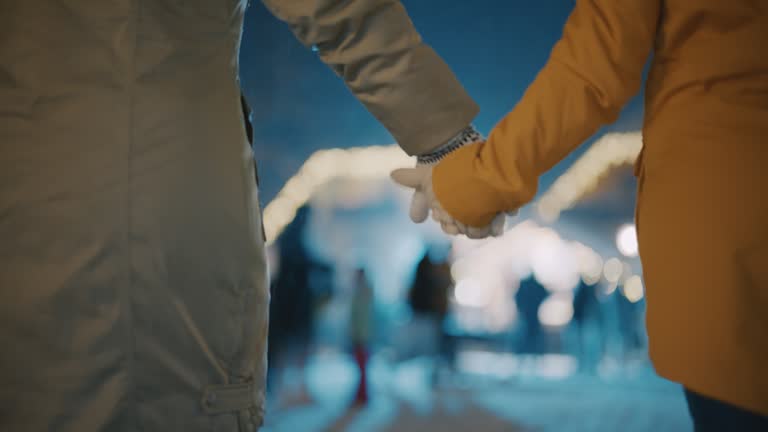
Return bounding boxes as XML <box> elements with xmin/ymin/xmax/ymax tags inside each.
<box><xmin>391</xmin><ymin>166</ymin><xmax>507</xmax><ymax>238</ymax></box>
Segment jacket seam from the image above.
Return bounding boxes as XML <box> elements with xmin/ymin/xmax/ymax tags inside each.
<box><xmin>126</xmin><ymin>1</ymin><xmax>140</xmax><ymax>430</ymax></box>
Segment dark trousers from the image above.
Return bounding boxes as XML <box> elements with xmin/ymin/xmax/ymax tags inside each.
<box><xmin>353</xmin><ymin>344</ymin><xmax>369</xmax><ymax>404</ymax></box>
<box><xmin>685</xmin><ymin>389</ymin><xmax>768</xmax><ymax>432</ymax></box>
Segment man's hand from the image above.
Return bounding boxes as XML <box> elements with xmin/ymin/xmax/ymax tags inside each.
<box><xmin>391</xmin><ymin>165</ymin><xmax>506</xmax><ymax>239</ymax></box>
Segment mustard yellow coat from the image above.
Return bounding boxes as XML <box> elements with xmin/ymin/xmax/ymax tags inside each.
<box><xmin>434</xmin><ymin>0</ymin><xmax>768</xmax><ymax>415</ymax></box>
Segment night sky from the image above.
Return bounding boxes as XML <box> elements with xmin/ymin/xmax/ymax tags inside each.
<box><xmin>239</xmin><ymin>1</ymin><xmax>647</xmax><ymax>203</ymax></box>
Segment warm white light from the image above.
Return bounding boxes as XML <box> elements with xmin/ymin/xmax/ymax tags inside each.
<box><xmin>623</xmin><ymin>275</ymin><xmax>645</xmax><ymax>303</ymax></box>
<box><xmin>616</xmin><ymin>224</ymin><xmax>639</xmax><ymax>257</ymax></box>
<box><xmin>620</xmin><ymin>262</ymin><xmax>634</xmax><ymax>284</ymax></box>
<box><xmin>531</xmin><ymin>230</ymin><xmax>580</xmax><ymax>292</ymax></box>
<box><xmin>535</xmin><ymin>132</ymin><xmax>642</xmax><ymax>222</ymax></box>
<box><xmin>265</xmin><ymin>132</ymin><xmax>642</xmax><ymax>244</ymax></box>
<box><xmin>603</xmin><ymin>258</ymin><xmax>623</xmax><ymax>283</ymax></box>
<box><xmin>602</xmin><ymin>282</ymin><xmax>618</xmax><ymax>296</ymax></box>
<box><xmin>574</xmin><ymin>243</ymin><xmax>604</xmax><ymax>283</ymax></box>
<box><xmin>264</xmin><ymin>132</ymin><xmax>642</xmax><ymax>245</ymax></box>
<box><xmin>454</xmin><ymin>278</ymin><xmax>491</xmax><ymax>308</ymax></box>
<box><xmin>450</xmin><ymin>258</ymin><xmax>472</xmax><ymax>282</ymax></box>
<box><xmin>536</xmin><ymin>200</ymin><xmax>559</xmax><ymax>223</ymax></box>
<box><xmin>262</xmin><ymin>144</ymin><xmax>413</xmax><ymax>244</ymax></box>
<box><xmin>581</xmin><ymin>274</ymin><xmax>599</xmax><ymax>286</ymax></box>
<box><xmin>538</xmin><ymin>293</ymin><xmax>574</xmax><ymax>327</ymax></box>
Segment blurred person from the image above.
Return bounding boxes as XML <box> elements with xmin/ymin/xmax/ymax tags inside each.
<box><xmin>393</xmin><ymin>0</ymin><xmax>768</xmax><ymax>428</ymax></box>
<box><xmin>0</xmin><ymin>1</ymin><xmax>502</xmax><ymax>430</ymax></box>
<box><xmin>407</xmin><ymin>251</ymin><xmax>454</xmax><ymax>385</ymax></box>
<box><xmin>616</xmin><ymin>288</ymin><xmax>645</xmax><ymax>363</ymax></box>
<box><xmin>515</xmin><ymin>276</ymin><xmax>549</xmax><ymax>355</ymax></box>
<box><xmin>572</xmin><ymin>280</ymin><xmax>605</xmax><ymax>374</ymax></box>
<box><xmin>349</xmin><ymin>268</ymin><xmax>375</xmax><ymax>406</ymax></box>
<box><xmin>430</xmin><ymin>254</ymin><xmax>459</xmax><ymax>384</ymax></box>
<box><xmin>266</xmin><ymin>206</ymin><xmax>327</xmax><ymax>407</ymax></box>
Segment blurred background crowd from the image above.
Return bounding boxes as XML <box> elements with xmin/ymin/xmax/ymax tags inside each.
<box><xmin>240</xmin><ymin>1</ymin><xmax>702</xmax><ymax>430</ymax></box>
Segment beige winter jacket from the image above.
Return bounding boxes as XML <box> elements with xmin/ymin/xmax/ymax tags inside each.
<box><xmin>0</xmin><ymin>1</ymin><xmax>477</xmax><ymax>430</ymax></box>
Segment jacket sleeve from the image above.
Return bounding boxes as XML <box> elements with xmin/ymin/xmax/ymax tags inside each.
<box><xmin>260</xmin><ymin>0</ymin><xmax>479</xmax><ymax>155</ymax></box>
<box><xmin>432</xmin><ymin>0</ymin><xmax>661</xmax><ymax>227</ymax></box>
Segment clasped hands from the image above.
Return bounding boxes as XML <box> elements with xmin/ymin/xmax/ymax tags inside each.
<box><xmin>391</xmin><ymin>151</ymin><xmax>512</xmax><ymax>240</ymax></box>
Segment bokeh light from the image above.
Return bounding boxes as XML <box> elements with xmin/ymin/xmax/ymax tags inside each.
<box><xmin>616</xmin><ymin>223</ymin><xmax>639</xmax><ymax>257</ymax></box>
<box><xmin>622</xmin><ymin>275</ymin><xmax>645</xmax><ymax>303</ymax></box>
<box><xmin>538</xmin><ymin>293</ymin><xmax>575</xmax><ymax>328</ymax></box>
<box><xmin>454</xmin><ymin>278</ymin><xmax>491</xmax><ymax>308</ymax></box>
<box><xmin>603</xmin><ymin>258</ymin><xmax>624</xmax><ymax>283</ymax></box>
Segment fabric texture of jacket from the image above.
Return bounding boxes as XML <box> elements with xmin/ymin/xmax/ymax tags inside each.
<box><xmin>432</xmin><ymin>0</ymin><xmax>768</xmax><ymax>415</ymax></box>
<box><xmin>0</xmin><ymin>0</ymin><xmax>478</xmax><ymax>430</ymax></box>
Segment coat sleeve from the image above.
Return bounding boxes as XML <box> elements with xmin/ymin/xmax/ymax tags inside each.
<box><xmin>432</xmin><ymin>0</ymin><xmax>662</xmax><ymax>227</ymax></box>
<box><xmin>259</xmin><ymin>0</ymin><xmax>479</xmax><ymax>155</ymax></box>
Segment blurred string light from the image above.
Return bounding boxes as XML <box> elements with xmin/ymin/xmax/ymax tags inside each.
<box><xmin>603</xmin><ymin>257</ymin><xmax>624</xmax><ymax>283</ymax></box>
<box><xmin>448</xmin><ymin>221</ymin><xmax>655</xmax><ymax>332</ymax></box>
<box><xmin>573</xmin><ymin>242</ymin><xmax>604</xmax><ymax>285</ymax></box>
<box><xmin>538</xmin><ymin>292</ymin><xmax>575</xmax><ymax>328</ymax></box>
<box><xmin>262</xmin><ymin>145</ymin><xmax>412</xmax><ymax>244</ymax></box>
<box><xmin>454</xmin><ymin>278</ymin><xmax>491</xmax><ymax>308</ymax></box>
<box><xmin>620</xmin><ymin>261</ymin><xmax>634</xmax><ymax>285</ymax></box>
<box><xmin>452</xmin><ymin>222</ymin><xmax>596</xmax><ymax>290</ymax></box>
<box><xmin>616</xmin><ymin>223</ymin><xmax>639</xmax><ymax>257</ymax></box>
<box><xmin>261</xmin><ymin>136</ymin><xmax>647</xmax><ymax>310</ymax></box>
<box><xmin>602</xmin><ymin>282</ymin><xmax>618</xmax><ymax>296</ymax></box>
<box><xmin>530</xmin><ymin>230</ymin><xmax>580</xmax><ymax>293</ymax></box>
<box><xmin>535</xmin><ymin>132</ymin><xmax>642</xmax><ymax>223</ymax></box>
<box><xmin>264</xmin><ymin>131</ymin><xmax>642</xmax><ymax>243</ymax></box>
<box><xmin>622</xmin><ymin>275</ymin><xmax>645</xmax><ymax>303</ymax></box>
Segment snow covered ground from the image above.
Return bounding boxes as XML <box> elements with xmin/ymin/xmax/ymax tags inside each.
<box><xmin>261</xmin><ymin>352</ymin><xmax>692</xmax><ymax>432</ymax></box>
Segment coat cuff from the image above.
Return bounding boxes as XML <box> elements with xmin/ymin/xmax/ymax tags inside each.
<box><xmin>432</xmin><ymin>144</ymin><xmax>511</xmax><ymax>227</ymax></box>
<box><xmin>417</xmin><ymin>125</ymin><xmax>484</xmax><ymax>165</ymax></box>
